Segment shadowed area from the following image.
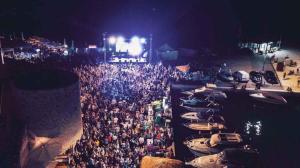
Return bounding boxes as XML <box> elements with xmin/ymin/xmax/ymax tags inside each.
<box><xmin>14</xmin><ymin>69</ymin><xmax>78</xmax><ymax>90</ymax></box>
<box><xmin>0</xmin><ymin>69</ymin><xmax>82</xmax><ymax>168</ymax></box>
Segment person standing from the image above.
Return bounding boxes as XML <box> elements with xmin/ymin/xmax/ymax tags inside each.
<box><xmin>255</xmin><ymin>83</ymin><xmax>261</xmax><ymax>90</ymax></box>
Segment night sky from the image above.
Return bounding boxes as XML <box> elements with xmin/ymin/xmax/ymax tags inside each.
<box><xmin>1</xmin><ymin>0</ymin><xmax>299</xmax><ymax>48</ymax></box>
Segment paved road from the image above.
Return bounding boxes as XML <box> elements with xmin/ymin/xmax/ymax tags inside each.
<box><xmin>212</xmin><ymin>52</ymin><xmax>282</xmax><ymax>89</ymax></box>
<box><xmin>271</xmin><ymin>49</ymin><xmax>300</xmax><ymax>92</ymax></box>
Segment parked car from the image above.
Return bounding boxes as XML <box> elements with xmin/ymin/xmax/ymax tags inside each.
<box><xmin>217</xmin><ymin>71</ymin><xmax>234</xmax><ymax>82</ymax></box>
<box><xmin>264</xmin><ymin>70</ymin><xmax>278</xmax><ymax>84</ymax></box>
<box><xmin>249</xmin><ymin>71</ymin><xmax>262</xmax><ymax>84</ymax></box>
<box><xmin>233</xmin><ymin>71</ymin><xmax>249</xmax><ymax>83</ymax></box>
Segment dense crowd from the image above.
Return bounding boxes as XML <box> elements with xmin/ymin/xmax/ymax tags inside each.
<box><xmin>67</xmin><ymin>63</ymin><xmax>184</xmax><ymax>168</ymax></box>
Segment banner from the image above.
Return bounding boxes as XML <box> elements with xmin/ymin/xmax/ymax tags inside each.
<box><xmin>176</xmin><ymin>64</ymin><xmax>190</xmax><ymax>73</ymax></box>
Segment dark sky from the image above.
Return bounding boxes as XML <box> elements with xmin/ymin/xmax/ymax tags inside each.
<box><xmin>0</xmin><ymin>0</ymin><xmax>299</xmax><ymax>48</ymax></box>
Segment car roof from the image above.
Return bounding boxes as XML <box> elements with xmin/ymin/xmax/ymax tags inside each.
<box><xmin>237</xmin><ymin>71</ymin><xmax>249</xmax><ymax>75</ymax></box>
<box><xmin>250</xmin><ymin>71</ymin><xmax>261</xmax><ymax>75</ymax></box>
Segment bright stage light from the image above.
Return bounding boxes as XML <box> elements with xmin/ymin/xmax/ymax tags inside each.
<box><xmin>131</xmin><ymin>36</ymin><xmax>140</xmax><ymax>43</ymax></box>
<box><xmin>109</xmin><ymin>36</ymin><xmax>116</xmax><ymax>44</ymax></box>
<box><xmin>110</xmin><ymin>35</ymin><xmax>145</xmax><ymax>56</ymax></box>
<box><xmin>117</xmin><ymin>36</ymin><xmax>125</xmax><ymax>43</ymax></box>
<box><xmin>128</xmin><ymin>42</ymin><xmax>143</xmax><ymax>56</ymax></box>
<box><xmin>140</xmin><ymin>38</ymin><xmax>146</xmax><ymax>44</ymax></box>
<box><xmin>116</xmin><ymin>42</ymin><xmax>129</xmax><ymax>53</ymax></box>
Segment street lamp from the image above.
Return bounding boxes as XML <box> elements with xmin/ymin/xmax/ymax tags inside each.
<box><xmin>102</xmin><ymin>32</ymin><xmax>107</xmax><ymax>63</ymax></box>
<box><xmin>0</xmin><ymin>36</ymin><xmax>4</xmax><ymax>64</ymax></box>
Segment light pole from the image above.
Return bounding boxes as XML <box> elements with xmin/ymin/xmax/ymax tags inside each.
<box><xmin>102</xmin><ymin>32</ymin><xmax>107</xmax><ymax>63</ymax></box>
<box><xmin>63</xmin><ymin>38</ymin><xmax>67</xmax><ymax>48</ymax></box>
<box><xmin>149</xmin><ymin>34</ymin><xmax>153</xmax><ymax>63</ymax></box>
<box><xmin>0</xmin><ymin>36</ymin><xmax>4</xmax><ymax>64</ymax></box>
<box><xmin>279</xmin><ymin>35</ymin><xmax>282</xmax><ymax>49</ymax></box>
<box><xmin>262</xmin><ymin>54</ymin><xmax>267</xmax><ymax>72</ymax></box>
<box><xmin>21</xmin><ymin>32</ymin><xmax>25</xmax><ymax>41</ymax></box>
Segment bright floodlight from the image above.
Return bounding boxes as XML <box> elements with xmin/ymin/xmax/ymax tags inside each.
<box><xmin>128</xmin><ymin>42</ymin><xmax>143</xmax><ymax>56</ymax></box>
<box><xmin>63</xmin><ymin>50</ymin><xmax>68</xmax><ymax>56</ymax></box>
<box><xmin>109</xmin><ymin>36</ymin><xmax>116</xmax><ymax>44</ymax></box>
<box><xmin>131</xmin><ymin>36</ymin><xmax>140</xmax><ymax>43</ymax></box>
<box><xmin>140</xmin><ymin>38</ymin><xmax>146</xmax><ymax>44</ymax></box>
<box><xmin>116</xmin><ymin>42</ymin><xmax>129</xmax><ymax>52</ymax></box>
<box><xmin>117</xmin><ymin>36</ymin><xmax>125</xmax><ymax>43</ymax></box>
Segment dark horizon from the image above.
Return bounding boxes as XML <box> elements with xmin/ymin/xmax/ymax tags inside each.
<box><xmin>1</xmin><ymin>0</ymin><xmax>299</xmax><ymax>48</ymax></box>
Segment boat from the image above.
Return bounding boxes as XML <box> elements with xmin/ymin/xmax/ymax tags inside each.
<box><xmin>194</xmin><ymin>91</ymin><xmax>227</xmax><ymax>101</ymax></box>
<box><xmin>181</xmin><ymin>87</ymin><xmax>227</xmax><ymax>101</ymax></box>
<box><xmin>180</xmin><ymin>97</ymin><xmax>210</xmax><ymax>106</ymax></box>
<box><xmin>180</xmin><ymin>97</ymin><xmax>217</xmax><ymax>107</ymax></box>
<box><xmin>181</xmin><ymin>86</ymin><xmax>208</xmax><ymax>95</ymax></box>
<box><xmin>183</xmin><ymin>133</ymin><xmax>243</xmax><ymax>155</ymax></box>
<box><xmin>186</xmin><ymin>148</ymin><xmax>261</xmax><ymax>168</ymax></box>
<box><xmin>250</xmin><ymin>92</ymin><xmax>287</xmax><ymax>104</ymax></box>
<box><xmin>183</xmin><ymin>122</ymin><xmax>226</xmax><ymax>132</ymax></box>
<box><xmin>180</xmin><ymin>100</ymin><xmax>221</xmax><ymax>113</ymax></box>
<box><xmin>180</xmin><ymin>112</ymin><xmax>224</xmax><ymax>122</ymax></box>
<box><xmin>180</xmin><ymin>105</ymin><xmax>220</xmax><ymax>114</ymax></box>
<box><xmin>180</xmin><ymin>112</ymin><xmax>206</xmax><ymax>121</ymax></box>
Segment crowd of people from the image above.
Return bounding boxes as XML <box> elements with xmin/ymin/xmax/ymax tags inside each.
<box><xmin>67</xmin><ymin>63</ymin><xmax>185</xmax><ymax>168</ymax></box>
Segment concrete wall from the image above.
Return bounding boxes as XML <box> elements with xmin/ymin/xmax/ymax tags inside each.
<box><xmin>3</xmin><ymin>69</ymin><xmax>82</xmax><ymax>168</ymax></box>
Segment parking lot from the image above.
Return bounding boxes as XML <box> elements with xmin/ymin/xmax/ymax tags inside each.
<box><xmin>271</xmin><ymin>49</ymin><xmax>300</xmax><ymax>92</ymax></box>
<box><xmin>211</xmin><ymin>54</ymin><xmax>282</xmax><ymax>91</ymax></box>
